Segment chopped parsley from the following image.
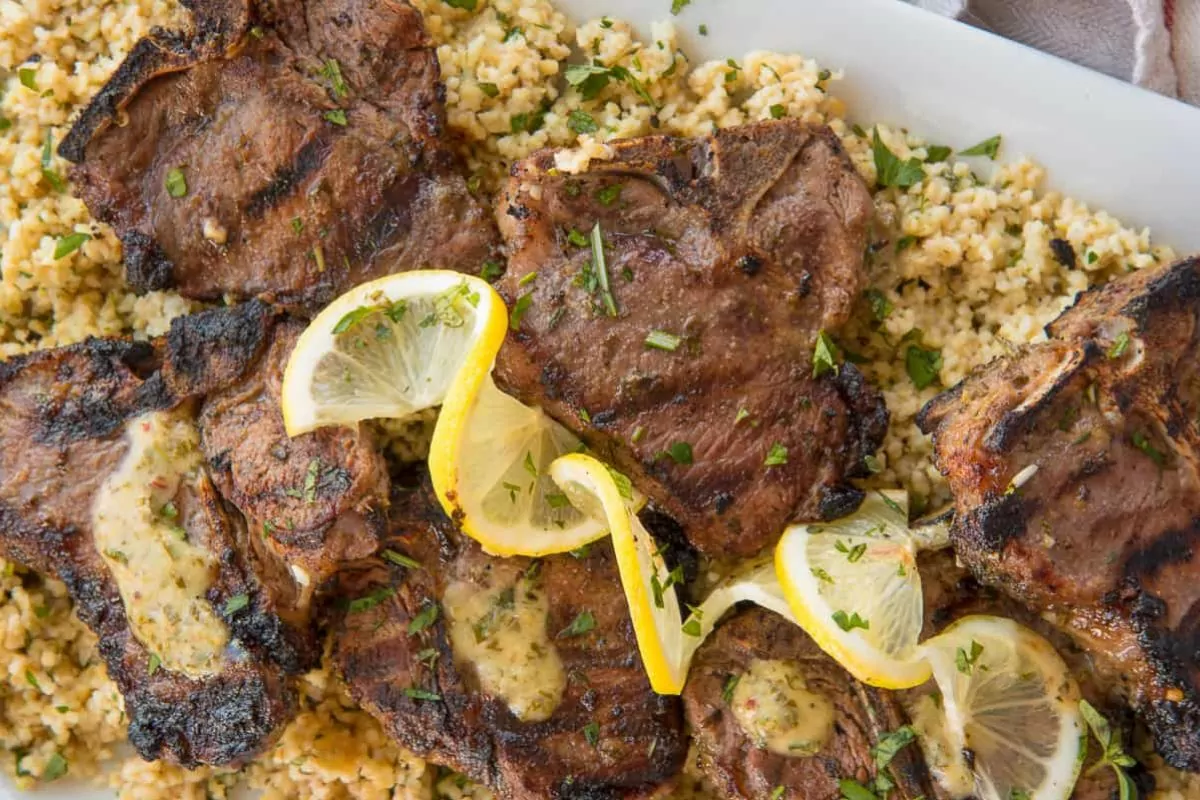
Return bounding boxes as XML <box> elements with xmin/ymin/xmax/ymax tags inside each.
<box><xmin>567</xmin><ymin>228</ymin><xmax>589</xmax><ymax>247</ymax></box>
<box><xmin>832</xmin><ymin>610</ymin><xmax>869</xmax><ymax>632</ymax></box>
<box><xmin>905</xmin><ymin>339</ymin><xmax>943</xmax><ymax>389</ymax></box>
<box><xmin>764</xmin><ymin>442</ymin><xmax>788</xmax><ymax>467</ymax></box>
<box><xmin>835</xmin><ymin>539</ymin><xmax>867</xmax><ymax>563</ymax></box>
<box><xmin>959</xmin><ymin>134</ymin><xmax>1002</xmax><ymax>160</ymax></box>
<box><xmin>1131</xmin><ymin>431</ymin><xmax>1166</xmax><ymax>468</ymax></box>
<box><xmin>567</xmin><ymin>109</ymin><xmax>599</xmax><ymax>134</ymax></box>
<box><xmin>223</xmin><ymin>593</ymin><xmax>251</xmax><ymax>615</ymax></box>
<box><xmin>303</xmin><ymin>458</ymin><xmax>320</xmax><ymax>503</ymax></box>
<box><xmin>408</xmin><ymin>602</ymin><xmax>439</xmax><ymax>635</ymax></box>
<box><xmin>583</xmin><ymin>720</ymin><xmax>601</xmax><ymax>746</ymax></box>
<box><xmin>557</xmin><ymin>610</ymin><xmax>596</xmax><ymax>638</ymax></box>
<box><xmin>681</xmin><ymin>605</ymin><xmax>703</xmax><ymax>636</ymax></box>
<box><xmin>53</xmin><ymin>232</ymin><xmax>91</xmax><ymax>260</ymax></box>
<box><xmin>1079</xmin><ymin>699</ymin><xmax>1139</xmax><ymax>800</ymax></box>
<box><xmin>595</xmin><ymin>183</ymin><xmax>622</xmax><ymax>206</ymax></box>
<box><xmin>811</xmin><ymin>567</ymin><xmax>835</xmax><ymax>584</ymax></box>
<box><xmin>481</xmin><ymin>259</ymin><xmax>505</xmax><ymax>280</ymax></box>
<box><xmin>41</xmin><ymin>131</ymin><xmax>66</xmax><ymax>192</ymax></box>
<box><xmin>1107</xmin><ymin>331</ymin><xmax>1131</xmax><ymax>359</ymax></box>
<box><xmin>871</xmin><ymin>726</ymin><xmax>916</xmax><ymax>769</ymax></box>
<box><xmin>872</xmin><ymin>128</ymin><xmax>925</xmax><ymax>189</ymax></box>
<box><xmin>670</xmin><ymin>0</ymin><xmax>691</xmax><ymax>13</ymax></box>
<box><xmin>838</xmin><ymin>778</ymin><xmax>878</xmax><ymax>800</ymax></box>
<box><xmin>955</xmin><ymin>639</ymin><xmax>984</xmax><ymax>674</ymax></box>
<box><xmin>698</xmin><ymin>23</ymin><xmax>708</xmax><ymax>35</ymax></box>
<box><xmin>812</xmin><ymin>329</ymin><xmax>840</xmax><ymax>378</ymax></box>
<box><xmin>564</xmin><ymin>63</ymin><xmax>615</xmax><ymax>100</ymax></box>
<box><xmin>769</xmin><ymin>103</ymin><xmax>786</xmax><ymax>119</ymax></box>
<box><xmin>323</xmin><ymin>109</ymin><xmax>348</xmax><ymax>126</ymax></box>
<box><xmin>163</xmin><ymin>166</ymin><xmax>188</xmax><ymax>198</ymax></box>
<box><xmin>924</xmin><ymin>144</ymin><xmax>952</xmax><ymax>162</ymax></box>
<box><xmin>589</xmin><ymin>222</ymin><xmax>619</xmax><ymax>316</ymax></box>
<box><xmin>18</xmin><ymin>67</ymin><xmax>37</xmax><ymax>91</ymax></box>
<box><xmin>103</xmin><ymin>548</ymin><xmax>128</xmax><ymax>565</ymax></box>
<box><xmin>403</xmin><ymin>687</ymin><xmax>441</xmax><ymax>701</ymax></box>
<box><xmin>863</xmin><ymin>454</ymin><xmax>883</xmax><ymax>474</ymax></box>
<box><xmin>147</xmin><ymin>653</ymin><xmax>162</xmax><ymax>676</ymax></box>
<box><xmin>895</xmin><ymin>235</ymin><xmax>917</xmax><ymax>253</ymax></box>
<box><xmin>510</xmin><ymin>109</ymin><xmax>546</xmax><ymax>134</ymax></box>
<box><xmin>523</xmin><ymin>451</ymin><xmax>538</xmax><ymax>477</ymax></box>
<box><xmin>650</xmin><ymin>565</ymin><xmax>685</xmax><ymax>608</ymax></box>
<box><xmin>320</xmin><ymin>59</ymin><xmax>349</xmax><ymax>99</ymax></box>
<box><xmin>509</xmin><ymin>292</ymin><xmax>533</xmax><ymax>330</ymax></box>
<box><xmin>864</xmin><ymin>287</ymin><xmax>893</xmax><ymax>322</ymax></box>
<box><xmin>734</xmin><ymin>407</ymin><xmax>751</xmax><ymax>425</ymax></box>
<box><xmin>663</xmin><ymin>441</ymin><xmax>694</xmax><ymax>465</ymax></box>
<box><xmin>645</xmin><ymin>329</ymin><xmax>681</xmax><ymax>351</ymax></box>
<box><xmin>347</xmin><ymin>587</ymin><xmax>395</xmax><ymax>614</ymax></box>
<box><xmin>41</xmin><ymin>753</ymin><xmax>68</xmax><ymax>783</ymax></box>
<box><xmin>382</xmin><ymin>549</ymin><xmax>422</xmax><ymax>570</ymax></box>
<box><xmin>722</xmin><ymin>674</ymin><xmax>740</xmax><ymax>704</ymax></box>
<box><xmin>478</xmin><ymin>81</ymin><xmax>500</xmax><ymax>97</ymax></box>
<box><xmin>606</xmin><ymin>466</ymin><xmax>634</xmax><ymax>500</ymax></box>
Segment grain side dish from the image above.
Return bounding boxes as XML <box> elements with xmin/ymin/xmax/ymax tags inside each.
<box><xmin>0</xmin><ymin>0</ymin><xmax>1192</xmax><ymax>797</ymax></box>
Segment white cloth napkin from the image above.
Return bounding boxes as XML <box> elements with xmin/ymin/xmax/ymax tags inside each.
<box><xmin>909</xmin><ymin>0</ymin><xmax>1200</xmax><ymax>105</ymax></box>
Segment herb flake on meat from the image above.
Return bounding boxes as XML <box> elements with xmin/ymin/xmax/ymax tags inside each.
<box><xmin>558</xmin><ymin>610</ymin><xmax>596</xmax><ymax>638</ymax></box>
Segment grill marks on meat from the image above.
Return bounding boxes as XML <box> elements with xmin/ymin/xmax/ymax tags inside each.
<box><xmin>918</xmin><ymin>256</ymin><xmax>1200</xmax><ymax>770</ymax></box>
<box><xmin>0</xmin><ymin>303</ymin><xmax>389</xmax><ymax>765</ymax></box>
<box><xmin>494</xmin><ymin>121</ymin><xmax>886</xmax><ymax>557</ymax></box>
<box><xmin>0</xmin><ymin>331</ymin><xmax>292</xmax><ymax>767</ymax></box>
<box><xmin>683</xmin><ymin>607</ymin><xmax>935</xmax><ymax>800</ymax></box>
<box><xmin>62</xmin><ymin>0</ymin><xmax>498</xmax><ymax>312</ymax></box>
<box><xmin>330</xmin><ymin>478</ymin><xmax>687</xmax><ymax>799</ymax></box>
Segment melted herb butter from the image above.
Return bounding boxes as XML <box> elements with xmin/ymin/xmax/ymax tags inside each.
<box><xmin>443</xmin><ymin>574</ymin><xmax>566</xmax><ymax>722</ymax></box>
<box><xmin>92</xmin><ymin>411</ymin><xmax>228</xmax><ymax>677</ymax></box>
<box><xmin>731</xmin><ymin>658</ymin><xmax>835</xmax><ymax>757</ymax></box>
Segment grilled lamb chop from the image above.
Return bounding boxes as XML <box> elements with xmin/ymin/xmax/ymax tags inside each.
<box><xmin>330</xmin><ymin>476</ymin><xmax>688</xmax><ymax>800</ymax></box>
<box><xmin>0</xmin><ymin>303</ymin><xmax>388</xmax><ymax>765</ymax></box>
<box><xmin>493</xmin><ymin>120</ymin><xmax>886</xmax><ymax>557</ymax></box>
<box><xmin>60</xmin><ymin>0</ymin><xmax>498</xmax><ymax>312</ymax></box>
<box><xmin>917</xmin><ymin>255</ymin><xmax>1200</xmax><ymax>770</ymax></box>
<box><xmin>682</xmin><ymin>606</ymin><xmax>936</xmax><ymax>800</ymax></box>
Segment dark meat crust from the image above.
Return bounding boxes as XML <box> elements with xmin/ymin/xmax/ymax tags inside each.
<box><xmin>63</xmin><ymin>0</ymin><xmax>498</xmax><ymax>312</ymax></box>
<box><xmin>494</xmin><ymin>120</ymin><xmax>884</xmax><ymax>557</ymax></box>
<box><xmin>917</xmin><ymin>256</ymin><xmax>1200</xmax><ymax>770</ymax></box>
<box><xmin>683</xmin><ymin>607</ymin><xmax>935</xmax><ymax>800</ymax></box>
<box><xmin>0</xmin><ymin>335</ymin><xmax>294</xmax><ymax>767</ymax></box>
<box><xmin>330</xmin><ymin>478</ymin><xmax>687</xmax><ymax>800</ymax></box>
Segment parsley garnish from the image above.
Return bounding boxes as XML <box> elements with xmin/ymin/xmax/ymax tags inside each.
<box><xmin>872</xmin><ymin>128</ymin><xmax>925</xmax><ymax>188</ymax></box>
<box><xmin>478</xmin><ymin>81</ymin><xmax>499</xmax><ymax>97</ymax></box>
<box><xmin>41</xmin><ymin>131</ymin><xmax>66</xmax><ymax>192</ymax></box>
<box><xmin>347</xmin><ymin>587</ymin><xmax>395</xmax><ymax>614</ymax></box>
<box><xmin>589</xmin><ymin>222</ymin><xmax>618</xmax><ymax>316</ymax></box>
<box><xmin>320</xmin><ymin>59</ymin><xmax>348</xmax><ymax>99</ymax></box>
<box><xmin>955</xmin><ymin>640</ymin><xmax>984</xmax><ymax>674</ymax></box>
<box><xmin>895</xmin><ymin>235</ymin><xmax>917</xmax><ymax>253</ymax></box>
<box><xmin>864</xmin><ymin>288</ymin><xmax>893</xmax><ymax>322</ymax></box>
<box><xmin>481</xmin><ymin>259</ymin><xmax>504</xmax><ymax>280</ymax></box>
<box><xmin>595</xmin><ymin>184</ymin><xmax>622</xmax><ymax>206</ymax></box>
<box><xmin>408</xmin><ymin>603</ymin><xmax>439</xmax><ymax>635</ymax></box>
<box><xmin>813</xmin><ymin>329</ymin><xmax>840</xmax><ymax>378</ymax></box>
<box><xmin>18</xmin><ymin>67</ymin><xmax>37</xmax><ymax>91</ymax></box>
<box><xmin>645</xmin><ymin>330</ymin><xmax>681</xmax><ymax>351</ymax></box>
<box><xmin>147</xmin><ymin>653</ymin><xmax>162</xmax><ymax>676</ymax></box>
<box><xmin>567</xmin><ymin>228</ymin><xmax>589</xmax><ymax>247</ymax></box>
<box><xmin>1107</xmin><ymin>331</ymin><xmax>1130</xmax><ymax>359</ymax></box>
<box><xmin>510</xmin><ymin>292</ymin><xmax>533</xmax><ymax>330</ymax></box>
<box><xmin>323</xmin><ymin>109</ymin><xmax>348</xmax><ymax>126</ymax></box>
<box><xmin>382</xmin><ymin>549</ymin><xmax>422</xmax><ymax>570</ymax></box>
<box><xmin>223</xmin><ymin>593</ymin><xmax>251</xmax><ymax>615</ymax></box>
<box><xmin>1131</xmin><ymin>431</ymin><xmax>1166</xmax><ymax>468</ymax></box>
<box><xmin>681</xmin><ymin>605</ymin><xmax>703</xmax><ymax>636</ymax></box>
<box><xmin>403</xmin><ymin>687</ymin><xmax>441</xmax><ymax>701</ymax></box>
<box><xmin>583</xmin><ymin>720</ymin><xmax>601</xmax><ymax>746</ymax></box>
<box><xmin>606</xmin><ymin>466</ymin><xmax>634</xmax><ymax>500</ymax></box>
<box><xmin>811</xmin><ymin>567</ymin><xmax>835</xmax><ymax>584</ymax></box>
<box><xmin>832</xmin><ymin>610</ymin><xmax>869</xmax><ymax>632</ymax></box>
<box><xmin>53</xmin><ymin>232</ymin><xmax>91</xmax><ymax>260</ymax></box>
<box><xmin>558</xmin><ymin>610</ymin><xmax>596</xmax><ymax>638</ymax></box>
<box><xmin>722</xmin><ymin>674</ymin><xmax>740</xmax><ymax>704</ymax></box>
<box><xmin>303</xmin><ymin>458</ymin><xmax>320</xmax><ymax>503</ymax></box>
<box><xmin>871</xmin><ymin>726</ymin><xmax>916</xmax><ymax>769</ymax></box>
<box><xmin>41</xmin><ymin>753</ymin><xmax>68</xmax><ymax>783</ymax></box>
<box><xmin>835</xmin><ymin>539</ymin><xmax>867</xmax><ymax>563</ymax></box>
<box><xmin>905</xmin><ymin>338</ymin><xmax>943</xmax><ymax>389</ymax></box>
<box><xmin>564</xmin><ymin>63</ymin><xmax>614</xmax><ymax>100</ymax></box>
<box><xmin>838</xmin><ymin>779</ymin><xmax>878</xmax><ymax>800</ymax></box>
<box><xmin>663</xmin><ymin>441</ymin><xmax>693</xmax><ymax>465</ymax></box>
<box><xmin>568</xmin><ymin>109</ymin><xmax>599</xmax><ymax>134</ymax></box>
<box><xmin>769</xmin><ymin>104</ymin><xmax>786</xmax><ymax>119</ymax></box>
<box><xmin>764</xmin><ymin>442</ymin><xmax>788</xmax><ymax>467</ymax></box>
<box><xmin>670</xmin><ymin>0</ymin><xmax>691</xmax><ymax>13</ymax></box>
<box><xmin>1079</xmin><ymin>699</ymin><xmax>1139</xmax><ymax>800</ymax></box>
<box><xmin>959</xmin><ymin>134</ymin><xmax>1002</xmax><ymax>159</ymax></box>
<box><xmin>925</xmin><ymin>144</ymin><xmax>952</xmax><ymax>162</ymax></box>
<box><xmin>769</xmin><ymin>788</ymin><xmax>785</xmax><ymax>800</ymax></box>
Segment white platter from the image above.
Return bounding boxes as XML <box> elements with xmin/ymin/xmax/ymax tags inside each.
<box><xmin>6</xmin><ymin>0</ymin><xmax>1200</xmax><ymax>797</ymax></box>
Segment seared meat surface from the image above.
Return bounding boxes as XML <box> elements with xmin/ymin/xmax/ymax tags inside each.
<box><xmin>683</xmin><ymin>607</ymin><xmax>935</xmax><ymax>800</ymax></box>
<box><xmin>330</xmin><ymin>477</ymin><xmax>688</xmax><ymax>799</ymax></box>
<box><xmin>0</xmin><ymin>302</ymin><xmax>388</xmax><ymax>765</ymax></box>
<box><xmin>918</xmin><ymin>256</ymin><xmax>1200</xmax><ymax>770</ymax></box>
<box><xmin>61</xmin><ymin>0</ymin><xmax>498</xmax><ymax>312</ymax></box>
<box><xmin>494</xmin><ymin>120</ymin><xmax>885</xmax><ymax>556</ymax></box>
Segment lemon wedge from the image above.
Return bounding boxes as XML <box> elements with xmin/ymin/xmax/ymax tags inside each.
<box><xmin>775</xmin><ymin>492</ymin><xmax>930</xmax><ymax>689</ymax></box>
<box><xmin>281</xmin><ymin>271</ymin><xmax>505</xmax><ymax>435</ymax></box>
<box><xmin>429</xmin><ymin>375</ymin><xmax>612</xmax><ymax>557</ymax></box>
<box><xmin>914</xmin><ymin>616</ymin><xmax>1085</xmax><ymax>800</ymax></box>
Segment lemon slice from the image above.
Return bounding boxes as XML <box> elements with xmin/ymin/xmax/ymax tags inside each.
<box><xmin>775</xmin><ymin>494</ymin><xmax>930</xmax><ymax>689</ymax></box>
<box><xmin>429</xmin><ymin>374</ymin><xmax>611</xmax><ymax>557</ymax></box>
<box><xmin>548</xmin><ymin>453</ymin><xmax>796</xmax><ymax>695</ymax></box>
<box><xmin>281</xmin><ymin>271</ymin><xmax>506</xmax><ymax>435</ymax></box>
<box><xmin>915</xmin><ymin>616</ymin><xmax>1085</xmax><ymax>800</ymax></box>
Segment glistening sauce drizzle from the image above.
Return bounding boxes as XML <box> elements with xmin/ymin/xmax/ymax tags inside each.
<box><xmin>732</xmin><ymin>658</ymin><xmax>835</xmax><ymax>756</ymax></box>
<box><xmin>92</xmin><ymin>411</ymin><xmax>228</xmax><ymax>677</ymax></box>
<box><xmin>444</xmin><ymin>572</ymin><xmax>566</xmax><ymax>722</ymax></box>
